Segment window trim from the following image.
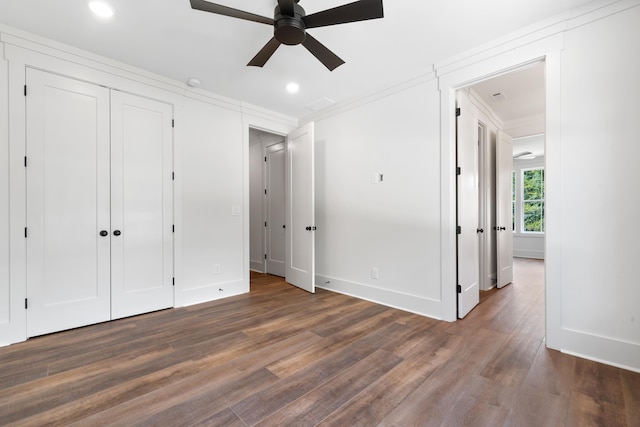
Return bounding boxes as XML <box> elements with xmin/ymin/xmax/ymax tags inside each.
<box><xmin>512</xmin><ymin>164</ymin><xmax>545</xmax><ymax>236</ymax></box>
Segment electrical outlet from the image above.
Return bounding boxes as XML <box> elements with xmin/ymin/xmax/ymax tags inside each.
<box><xmin>371</xmin><ymin>267</ymin><xmax>379</xmax><ymax>280</ymax></box>
<box><xmin>371</xmin><ymin>172</ymin><xmax>384</xmax><ymax>184</ymax></box>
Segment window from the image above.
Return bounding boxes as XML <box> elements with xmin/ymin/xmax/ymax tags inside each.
<box><xmin>522</xmin><ymin>168</ymin><xmax>545</xmax><ymax>233</ymax></box>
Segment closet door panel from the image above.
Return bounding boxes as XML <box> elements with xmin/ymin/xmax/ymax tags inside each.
<box><xmin>110</xmin><ymin>91</ymin><xmax>174</xmax><ymax>319</ymax></box>
<box><xmin>26</xmin><ymin>69</ymin><xmax>111</xmax><ymax>337</ymax></box>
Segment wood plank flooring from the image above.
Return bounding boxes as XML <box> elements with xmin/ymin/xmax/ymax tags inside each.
<box><xmin>1</xmin><ymin>258</ymin><xmax>638</xmax><ymax>426</ymax></box>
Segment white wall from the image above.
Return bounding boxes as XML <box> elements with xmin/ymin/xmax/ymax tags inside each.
<box><xmin>556</xmin><ymin>3</ymin><xmax>640</xmax><ymax>369</ymax></box>
<box><xmin>313</xmin><ymin>77</ymin><xmax>444</xmax><ymax>318</ymax></box>
<box><xmin>177</xmin><ymin>97</ymin><xmax>247</xmax><ymax>306</ymax></box>
<box><xmin>308</xmin><ymin>0</ymin><xmax>640</xmax><ymax>371</ymax></box>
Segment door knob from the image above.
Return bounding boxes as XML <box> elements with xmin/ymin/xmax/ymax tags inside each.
<box><xmin>477</xmin><ymin>228</ymin><xmax>484</xmax><ymax>233</ymax></box>
<box><xmin>99</xmin><ymin>230</ymin><xmax>108</xmax><ymax>237</ymax></box>
<box><xmin>305</xmin><ymin>226</ymin><xmax>311</xmax><ymax>231</ymax></box>
<box><xmin>500</xmin><ymin>226</ymin><xmax>506</xmax><ymax>231</ymax></box>
<box><xmin>113</xmin><ymin>230</ymin><xmax>122</xmax><ymax>236</ymax></box>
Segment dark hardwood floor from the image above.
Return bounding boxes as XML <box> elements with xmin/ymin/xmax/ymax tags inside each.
<box><xmin>1</xmin><ymin>258</ymin><xmax>638</xmax><ymax>426</ymax></box>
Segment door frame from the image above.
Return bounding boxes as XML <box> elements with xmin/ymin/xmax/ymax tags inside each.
<box><xmin>242</xmin><ymin>117</ymin><xmax>297</xmax><ymax>288</ymax></box>
<box><xmin>438</xmin><ymin>33</ymin><xmax>561</xmax><ymax>352</ymax></box>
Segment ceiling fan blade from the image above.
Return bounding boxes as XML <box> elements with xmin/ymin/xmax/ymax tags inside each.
<box><xmin>301</xmin><ymin>34</ymin><xmax>345</xmax><ymax>71</ymax></box>
<box><xmin>303</xmin><ymin>0</ymin><xmax>383</xmax><ymax>29</ymax></box>
<box><xmin>248</xmin><ymin>37</ymin><xmax>282</xmax><ymax>67</ymax></box>
<box><xmin>189</xmin><ymin>0</ymin><xmax>274</xmax><ymax>25</ymax></box>
<box><xmin>277</xmin><ymin>0</ymin><xmax>295</xmax><ymax>16</ymax></box>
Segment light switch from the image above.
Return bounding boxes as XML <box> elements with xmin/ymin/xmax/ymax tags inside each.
<box><xmin>231</xmin><ymin>206</ymin><xmax>241</xmax><ymax>216</ymax></box>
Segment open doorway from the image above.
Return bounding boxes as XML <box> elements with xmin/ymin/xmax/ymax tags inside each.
<box><xmin>248</xmin><ymin>123</ymin><xmax>317</xmax><ymax>293</ymax></box>
<box><xmin>249</xmin><ymin>128</ymin><xmax>286</xmax><ymax>276</ymax></box>
<box><xmin>456</xmin><ymin>61</ymin><xmax>546</xmax><ymax>318</ymax></box>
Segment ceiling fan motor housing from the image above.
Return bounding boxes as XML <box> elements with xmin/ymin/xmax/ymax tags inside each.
<box><xmin>274</xmin><ymin>3</ymin><xmax>306</xmax><ymax>45</ymax></box>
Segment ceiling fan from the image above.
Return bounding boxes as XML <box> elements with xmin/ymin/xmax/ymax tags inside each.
<box><xmin>189</xmin><ymin>0</ymin><xmax>384</xmax><ymax>71</ymax></box>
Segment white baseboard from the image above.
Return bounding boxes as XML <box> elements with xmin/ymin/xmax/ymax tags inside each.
<box><xmin>556</xmin><ymin>328</ymin><xmax>640</xmax><ymax>373</ymax></box>
<box><xmin>250</xmin><ymin>261</ymin><xmax>264</xmax><ymax>272</ymax></box>
<box><xmin>316</xmin><ymin>274</ymin><xmax>443</xmax><ymax>320</ymax></box>
<box><xmin>513</xmin><ymin>249</ymin><xmax>545</xmax><ymax>259</ymax></box>
<box><xmin>178</xmin><ymin>279</ymin><xmax>248</xmax><ymax>307</ymax></box>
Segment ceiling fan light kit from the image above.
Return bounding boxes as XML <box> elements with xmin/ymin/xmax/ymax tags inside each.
<box><xmin>188</xmin><ymin>0</ymin><xmax>384</xmax><ymax>71</ymax></box>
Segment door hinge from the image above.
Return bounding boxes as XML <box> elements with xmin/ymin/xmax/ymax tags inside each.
<box><xmin>265</xmin><ymin>221</ymin><xmax>267</xmax><ymax>227</ymax></box>
<box><xmin>24</xmin><ymin>85</ymin><xmax>27</xmax><ymax>97</ymax></box>
<box><xmin>455</xmin><ymin>107</ymin><xmax>461</xmax><ymax>117</ymax></box>
<box><xmin>25</xmin><ymin>298</ymin><xmax>28</xmax><ymax>309</ymax></box>
<box><xmin>456</xmin><ymin>226</ymin><xmax>461</xmax><ymax>235</ymax></box>
<box><xmin>264</xmin><ymin>156</ymin><xmax>267</xmax><ymax>162</ymax></box>
<box><xmin>172</xmin><ymin>172</ymin><xmax>175</xmax><ymax>181</ymax></box>
<box><xmin>264</xmin><ymin>189</ymin><xmax>267</xmax><ymax>195</ymax></box>
<box><xmin>172</xmin><ymin>277</ymin><xmax>175</xmax><ymax>286</ymax></box>
<box><xmin>456</xmin><ymin>166</ymin><xmax>461</xmax><ymax>176</ymax></box>
<box><xmin>456</xmin><ymin>284</ymin><xmax>462</xmax><ymax>294</ymax></box>
<box><xmin>24</xmin><ymin>227</ymin><xmax>27</xmax><ymax>238</ymax></box>
<box><xmin>172</xmin><ymin>225</ymin><xmax>175</xmax><ymax>233</ymax></box>
<box><xmin>24</xmin><ymin>156</ymin><xmax>27</xmax><ymax>167</ymax></box>
<box><xmin>264</xmin><ymin>254</ymin><xmax>267</xmax><ymax>260</ymax></box>
<box><xmin>172</xmin><ymin>119</ymin><xmax>175</xmax><ymax>128</ymax></box>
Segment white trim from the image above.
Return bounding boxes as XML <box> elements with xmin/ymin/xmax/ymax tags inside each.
<box><xmin>179</xmin><ymin>279</ymin><xmax>247</xmax><ymax>307</ymax></box>
<box><xmin>316</xmin><ymin>275</ymin><xmax>442</xmax><ymax>320</ymax></box>
<box><xmin>469</xmin><ymin>88</ymin><xmax>504</xmax><ymax>130</ymax></box>
<box><xmin>241</xmin><ymin>112</ymin><xmax>297</xmax><ymax>298</ymax></box>
<box><xmin>513</xmin><ymin>250</ymin><xmax>545</xmax><ymax>259</ymax></box>
<box><xmin>438</xmin><ymin>34</ymin><xmax>564</xmax><ymax>323</ymax></box>
<box><xmin>561</xmin><ymin>350</ymin><xmax>640</xmax><ymax>374</ymax></box>
<box><xmin>560</xmin><ymin>328</ymin><xmax>640</xmax><ymax>373</ymax></box>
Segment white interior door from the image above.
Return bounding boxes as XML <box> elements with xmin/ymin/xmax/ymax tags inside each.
<box><xmin>266</xmin><ymin>142</ymin><xmax>286</xmax><ymax>277</ymax></box>
<box><xmin>285</xmin><ymin>122</ymin><xmax>315</xmax><ymax>293</ymax></box>
<box><xmin>26</xmin><ymin>69</ymin><xmax>111</xmax><ymax>337</ymax></box>
<box><xmin>496</xmin><ymin>130</ymin><xmax>514</xmax><ymax>288</ymax></box>
<box><xmin>110</xmin><ymin>91</ymin><xmax>174</xmax><ymax>319</ymax></box>
<box><xmin>456</xmin><ymin>91</ymin><xmax>480</xmax><ymax>318</ymax></box>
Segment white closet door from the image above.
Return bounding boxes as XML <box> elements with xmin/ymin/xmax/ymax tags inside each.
<box><xmin>26</xmin><ymin>69</ymin><xmax>111</xmax><ymax>337</ymax></box>
<box><xmin>110</xmin><ymin>91</ymin><xmax>174</xmax><ymax>319</ymax></box>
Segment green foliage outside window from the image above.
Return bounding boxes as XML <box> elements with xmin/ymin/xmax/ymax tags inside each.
<box><xmin>522</xmin><ymin>169</ymin><xmax>544</xmax><ymax>232</ymax></box>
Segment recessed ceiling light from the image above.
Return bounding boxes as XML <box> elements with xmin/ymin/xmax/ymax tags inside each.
<box><xmin>88</xmin><ymin>0</ymin><xmax>114</xmax><ymax>18</ymax></box>
<box><xmin>286</xmin><ymin>82</ymin><xmax>299</xmax><ymax>94</ymax></box>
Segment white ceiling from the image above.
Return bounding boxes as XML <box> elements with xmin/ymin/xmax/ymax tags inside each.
<box><xmin>0</xmin><ymin>0</ymin><xmax>594</xmax><ymax>119</ymax></box>
<box><xmin>471</xmin><ymin>62</ymin><xmax>545</xmax><ymax>130</ymax></box>
<box><xmin>469</xmin><ymin>62</ymin><xmax>546</xmax><ymax>154</ymax></box>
